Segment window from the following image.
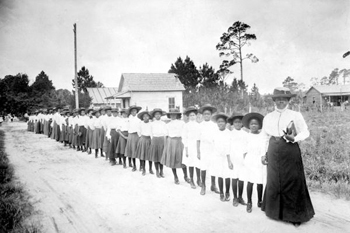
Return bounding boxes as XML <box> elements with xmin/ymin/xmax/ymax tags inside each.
<box><xmin>168</xmin><ymin>97</ymin><xmax>175</xmax><ymax>109</ymax></box>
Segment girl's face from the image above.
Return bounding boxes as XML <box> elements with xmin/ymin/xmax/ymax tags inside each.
<box><xmin>217</xmin><ymin>118</ymin><xmax>226</xmax><ymax>131</ymax></box>
<box><xmin>202</xmin><ymin>110</ymin><xmax>212</xmax><ymax>121</ymax></box>
<box><xmin>101</xmin><ymin>110</ymin><xmax>106</xmax><ymax>115</ymax></box>
<box><xmin>112</xmin><ymin>111</ymin><xmax>118</xmax><ymax>117</ymax></box>
<box><xmin>170</xmin><ymin>114</ymin><xmax>177</xmax><ymax>120</ymax></box>
<box><xmin>274</xmin><ymin>97</ymin><xmax>290</xmax><ymax>110</ymax></box>
<box><xmin>106</xmin><ymin>110</ymin><xmax>112</xmax><ymax>116</ymax></box>
<box><xmin>188</xmin><ymin>112</ymin><xmax>197</xmax><ymax>121</ymax></box>
<box><xmin>249</xmin><ymin>119</ymin><xmax>260</xmax><ymax>133</ymax></box>
<box><xmin>122</xmin><ymin>112</ymin><xmax>127</xmax><ymax>118</ymax></box>
<box><xmin>233</xmin><ymin>118</ymin><xmax>243</xmax><ymax>130</ymax></box>
<box><xmin>81</xmin><ymin>111</ymin><xmax>85</xmax><ymax>116</ymax></box>
<box><xmin>95</xmin><ymin>112</ymin><xmax>101</xmax><ymax>118</ymax></box>
<box><xmin>143</xmin><ymin>114</ymin><xmax>150</xmax><ymax>122</ymax></box>
<box><xmin>130</xmin><ymin>109</ymin><xmax>137</xmax><ymax>116</ymax></box>
<box><xmin>154</xmin><ymin>112</ymin><xmax>161</xmax><ymax>120</ymax></box>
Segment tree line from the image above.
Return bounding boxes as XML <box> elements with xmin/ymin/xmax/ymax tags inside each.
<box><xmin>0</xmin><ymin>67</ymin><xmax>103</xmax><ymax>115</ymax></box>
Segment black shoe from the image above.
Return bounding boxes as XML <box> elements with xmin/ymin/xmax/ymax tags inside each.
<box><xmin>142</xmin><ymin>169</ymin><xmax>146</xmax><ymax>176</ymax></box>
<box><xmin>77</xmin><ymin>148</ymin><xmax>81</xmax><ymax>151</ymax></box>
<box><xmin>160</xmin><ymin>171</ymin><xmax>165</xmax><ymax>178</ymax></box>
<box><xmin>175</xmin><ymin>178</ymin><xmax>180</xmax><ymax>185</ymax></box>
<box><xmin>200</xmin><ymin>185</ymin><xmax>206</xmax><ymax>195</ymax></box>
<box><xmin>257</xmin><ymin>201</ymin><xmax>262</xmax><ymax>208</ymax></box>
<box><xmin>123</xmin><ymin>163</ymin><xmax>127</xmax><ymax>169</ymax></box>
<box><xmin>95</xmin><ymin>153</ymin><xmax>98</xmax><ymax>158</ymax></box>
<box><xmin>190</xmin><ymin>180</ymin><xmax>196</xmax><ymax>189</ymax></box>
<box><xmin>129</xmin><ymin>163</ymin><xmax>132</xmax><ymax>168</ymax></box>
<box><xmin>292</xmin><ymin>222</ymin><xmax>301</xmax><ymax>227</ymax></box>
<box><xmin>132</xmin><ymin>166</ymin><xmax>137</xmax><ymax>172</ymax></box>
<box><xmin>111</xmin><ymin>161</ymin><xmax>116</xmax><ymax>166</ymax></box>
<box><xmin>232</xmin><ymin>197</ymin><xmax>239</xmax><ymax>207</ymax></box>
<box><xmin>101</xmin><ymin>154</ymin><xmax>105</xmax><ymax>157</ymax></box>
<box><xmin>225</xmin><ymin>193</ymin><xmax>230</xmax><ymax>202</ymax></box>
<box><xmin>211</xmin><ymin>185</ymin><xmax>220</xmax><ymax>194</ymax></box>
<box><xmin>197</xmin><ymin>180</ymin><xmax>202</xmax><ymax>188</ymax></box>
<box><xmin>238</xmin><ymin>197</ymin><xmax>246</xmax><ymax>205</ymax></box>
<box><xmin>220</xmin><ymin>193</ymin><xmax>225</xmax><ymax>202</ymax></box>
<box><xmin>184</xmin><ymin>177</ymin><xmax>191</xmax><ymax>183</ymax></box>
<box><xmin>246</xmin><ymin>203</ymin><xmax>252</xmax><ymax>213</ymax></box>
<box><xmin>149</xmin><ymin>169</ymin><xmax>154</xmax><ymax>175</ymax></box>
<box><xmin>156</xmin><ymin>170</ymin><xmax>161</xmax><ymax>178</ymax></box>
<box><xmin>88</xmin><ymin>151</ymin><xmax>92</xmax><ymax>155</ymax></box>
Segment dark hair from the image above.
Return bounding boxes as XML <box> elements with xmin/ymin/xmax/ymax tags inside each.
<box><xmin>249</xmin><ymin>117</ymin><xmax>262</xmax><ymax>128</ymax></box>
<box><xmin>185</xmin><ymin>110</ymin><xmax>197</xmax><ymax>117</ymax></box>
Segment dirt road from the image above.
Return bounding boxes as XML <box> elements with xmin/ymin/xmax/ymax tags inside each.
<box><xmin>3</xmin><ymin>122</ymin><xmax>350</xmax><ymax>233</ymax></box>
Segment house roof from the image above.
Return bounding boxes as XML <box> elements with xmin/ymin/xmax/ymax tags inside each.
<box><xmin>105</xmin><ymin>91</ymin><xmax>131</xmax><ymax>99</ymax></box>
<box><xmin>86</xmin><ymin>88</ymin><xmax>119</xmax><ymax>103</ymax></box>
<box><xmin>309</xmin><ymin>85</ymin><xmax>350</xmax><ymax>96</ymax></box>
<box><xmin>118</xmin><ymin>73</ymin><xmax>185</xmax><ymax>92</ymax></box>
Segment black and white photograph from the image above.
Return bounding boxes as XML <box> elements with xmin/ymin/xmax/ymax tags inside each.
<box><xmin>0</xmin><ymin>0</ymin><xmax>350</xmax><ymax>232</ymax></box>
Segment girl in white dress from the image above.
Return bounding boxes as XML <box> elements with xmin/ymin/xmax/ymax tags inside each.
<box><xmin>241</xmin><ymin>112</ymin><xmax>265</xmax><ymax>213</ymax></box>
<box><xmin>228</xmin><ymin>113</ymin><xmax>248</xmax><ymax>206</ymax></box>
<box><xmin>116</xmin><ymin>109</ymin><xmax>129</xmax><ymax>168</ymax></box>
<box><xmin>125</xmin><ymin>105</ymin><xmax>142</xmax><ymax>171</ymax></box>
<box><xmin>210</xmin><ymin>113</ymin><xmax>233</xmax><ymax>202</ymax></box>
<box><xmin>135</xmin><ymin>111</ymin><xmax>152</xmax><ymax>176</ymax></box>
<box><xmin>182</xmin><ymin>106</ymin><xmax>200</xmax><ymax>189</ymax></box>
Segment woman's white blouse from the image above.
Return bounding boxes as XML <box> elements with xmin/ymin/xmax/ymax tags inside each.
<box><xmin>119</xmin><ymin>118</ymin><xmax>129</xmax><ymax>131</ymax></box>
<box><xmin>128</xmin><ymin>115</ymin><xmax>141</xmax><ymax>134</ymax></box>
<box><xmin>139</xmin><ymin>121</ymin><xmax>152</xmax><ymax>137</ymax></box>
<box><xmin>198</xmin><ymin>120</ymin><xmax>217</xmax><ymax>143</ymax></box>
<box><xmin>151</xmin><ymin>120</ymin><xmax>167</xmax><ymax>137</ymax></box>
<box><xmin>182</xmin><ymin>121</ymin><xmax>200</xmax><ymax>148</ymax></box>
<box><xmin>107</xmin><ymin>116</ymin><xmax>121</xmax><ymax>130</ymax></box>
<box><xmin>166</xmin><ymin>120</ymin><xmax>185</xmax><ymax>137</ymax></box>
<box><xmin>93</xmin><ymin>117</ymin><xmax>103</xmax><ymax>128</ymax></box>
<box><xmin>261</xmin><ymin>108</ymin><xmax>310</xmax><ymax>151</ymax></box>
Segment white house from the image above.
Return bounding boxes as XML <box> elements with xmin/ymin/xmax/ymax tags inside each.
<box><xmin>86</xmin><ymin>87</ymin><xmax>121</xmax><ymax>109</ymax></box>
<box><xmin>105</xmin><ymin>73</ymin><xmax>185</xmax><ymax>111</ymax></box>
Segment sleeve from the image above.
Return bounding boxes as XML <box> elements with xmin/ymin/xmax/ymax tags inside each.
<box><xmin>294</xmin><ymin>112</ymin><xmax>310</xmax><ymax>142</ymax></box>
<box><xmin>165</xmin><ymin>122</ymin><xmax>169</xmax><ymax>137</ymax></box>
<box><xmin>137</xmin><ymin>121</ymin><xmax>142</xmax><ymax>137</ymax></box>
<box><xmin>181</xmin><ymin>124</ymin><xmax>188</xmax><ymax>147</ymax></box>
<box><xmin>261</xmin><ymin>117</ymin><xmax>271</xmax><ymax>153</ymax></box>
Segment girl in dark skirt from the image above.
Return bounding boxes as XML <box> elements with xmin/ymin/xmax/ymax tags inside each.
<box><xmin>106</xmin><ymin>108</ymin><xmax>120</xmax><ymax>166</ymax></box>
<box><xmin>85</xmin><ymin>109</ymin><xmax>94</xmax><ymax>154</ymax></box>
<box><xmin>91</xmin><ymin>110</ymin><xmax>102</xmax><ymax>158</ymax></box>
<box><xmin>135</xmin><ymin>111</ymin><xmax>152</xmax><ymax>175</ymax></box>
<box><xmin>101</xmin><ymin>106</ymin><xmax>112</xmax><ymax>159</ymax></box>
<box><xmin>116</xmin><ymin>109</ymin><xmax>129</xmax><ymax>168</ymax></box>
<box><xmin>161</xmin><ymin>108</ymin><xmax>188</xmax><ymax>185</ymax></box>
<box><xmin>149</xmin><ymin>108</ymin><xmax>167</xmax><ymax>178</ymax></box>
<box><xmin>241</xmin><ymin>112</ymin><xmax>265</xmax><ymax>213</ymax></box>
<box><xmin>125</xmin><ymin>105</ymin><xmax>142</xmax><ymax>171</ymax></box>
<box><xmin>261</xmin><ymin>87</ymin><xmax>314</xmax><ymax>226</ymax></box>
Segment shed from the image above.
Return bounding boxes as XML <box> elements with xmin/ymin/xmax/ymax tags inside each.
<box><xmin>304</xmin><ymin>85</ymin><xmax>350</xmax><ymax>106</ymax></box>
<box><xmin>106</xmin><ymin>73</ymin><xmax>185</xmax><ymax>111</ymax></box>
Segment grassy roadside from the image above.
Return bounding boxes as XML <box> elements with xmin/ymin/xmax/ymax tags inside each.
<box><xmin>0</xmin><ymin>130</ymin><xmax>41</xmax><ymax>233</ymax></box>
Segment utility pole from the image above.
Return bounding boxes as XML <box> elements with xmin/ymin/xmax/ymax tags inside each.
<box><xmin>73</xmin><ymin>23</ymin><xmax>79</xmax><ymax>109</ymax></box>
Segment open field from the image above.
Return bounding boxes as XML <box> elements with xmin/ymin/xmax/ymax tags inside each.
<box><xmin>1</xmin><ymin>121</ymin><xmax>350</xmax><ymax>233</ymax></box>
<box><xmin>301</xmin><ymin>109</ymin><xmax>350</xmax><ymax>199</ymax></box>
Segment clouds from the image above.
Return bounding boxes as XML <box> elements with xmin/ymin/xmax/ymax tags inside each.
<box><xmin>0</xmin><ymin>0</ymin><xmax>349</xmax><ymax>94</ymax></box>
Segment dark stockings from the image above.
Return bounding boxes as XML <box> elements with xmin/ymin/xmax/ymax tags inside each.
<box><xmin>247</xmin><ymin>182</ymin><xmax>263</xmax><ymax>204</ymax></box>
<box><xmin>232</xmin><ymin>179</ymin><xmax>244</xmax><ymax>199</ymax></box>
<box><xmin>257</xmin><ymin>184</ymin><xmax>263</xmax><ymax>203</ymax></box>
<box><xmin>196</xmin><ymin>168</ymin><xmax>201</xmax><ymax>182</ymax></box>
<box><xmin>182</xmin><ymin>165</ymin><xmax>188</xmax><ymax>178</ymax></box>
<box><xmin>211</xmin><ymin>176</ymin><xmax>216</xmax><ymax>187</ymax></box>
<box><xmin>201</xmin><ymin>170</ymin><xmax>206</xmax><ymax>186</ymax></box>
<box><xmin>225</xmin><ymin>178</ymin><xmax>230</xmax><ymax>194</ymax></box>
<box><xmin>189</xmin><ymin>167</ymin><xmax>194</xmax><ymax>180</ymax></box>
<box><xmin>218</xmin><ymin>177</ymin><xmax>224</xmax><ymax>194</ymax></box>
<box><xmin>172</xmin><ymin>168</ymin><xmax>178</xmax><ymax>179</ymax></box>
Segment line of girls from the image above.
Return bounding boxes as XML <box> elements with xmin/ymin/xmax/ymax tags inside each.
<box><xmin>28</xmin><ymin>104</ymin><xmax>267</xmax><ymax>214</ymax></box>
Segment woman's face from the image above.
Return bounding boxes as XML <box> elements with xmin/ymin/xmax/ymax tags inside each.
<box><xmin>101</xmin><ymin>110</ymin><xmax>106</xmax><ymax>115</ymax></box>
<box><xmin>274</xmin><ymin>97</ymin><xmax>290</xmax><ymax>110</ymax></box>
<box><xmin>112</xmin><ymin>111</ymin><xmax>118</xmax><ymax>117</ymax></box>
<box><xmin>106</xmin><ymin>110</ymin><xmax>112</xmax><ymax>116</ymax></box>
<box><xmin>130</xmin><ymin>109</ymin><xmax>137</xmax><ymax>116</ymax></box>
<box><xmin>154</xmin><ymin>112</ymin><xmax>161</xmax><ymax>120</ymax></box>
<box><xmin>249</xmin><ymin>119</ymin><xmax>260</xmax><ymax>133</ymax></box>
<box><xmin>122</xmin><ymin>112</ymin><xmax>127</xmax><ymax>118</ymax></box>
<box><xmin>170</xmin><ymin>114</ymin><xmax>177</xmax><ymax>120</ymax></box>
<box><xmin>188</xmin><ymin>112</ymin><xmax>197</xmax><ymax>121</ymax></box>
<box><xmin>233</xmin><ymin>119</ymin><xmax>243</xmax><ymax>130</ymax></box>
<box><xmin>81</xmin><ymin>111</ymin><xmax>85</xmax><ymax>116</ymax></box>
<box><xmin>202</xmin><ymin>110</ymin><xmax>212</xmax><ymax>121</ymax></box>
<box><xmin>95</xmin><ymin>112</ymin><xmax>101</xmax><ymax>118</ymax></box>
<box><xmin>217</xmin><ymin>118</ymin><xmax>226</xmax><ymax>130</ymax></box>
<box><xmin>143</xmin><ymin>114</ymin><xmax>150</xmax><ymax>122</ymax></box>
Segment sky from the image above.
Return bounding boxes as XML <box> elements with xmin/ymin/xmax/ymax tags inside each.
<box><xmin>0</xmin><ymin>0</ymin><xmax>350</xmax><ymax>94</ymax></box>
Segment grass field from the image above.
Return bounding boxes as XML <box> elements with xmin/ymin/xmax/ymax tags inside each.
<box><xmin>0</xmin><ymin>130</ymin><xmax>41</xmax><ymax>233</ymax></box>
<box><xmin>301</xmin><ymin>109</ymin><xmax>350</xmax><ymax>200</ymax></box>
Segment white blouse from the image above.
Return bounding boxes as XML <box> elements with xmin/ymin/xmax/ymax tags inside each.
<box><xmin>119</xmin><ymin>118</ymin><xmax>129</xmax><ymax>131</ymax></box>
<box><xmin>261</xmin><ymin>108</ymin><xmax>310</xmax><ymax>151</ymax></box>
<box><xmin>151</xmin><ymin>120</ymin><xmax>167</xmax><ymax>137</ymax></box>
<box><xmin>128</xmin><ymin>115</ymin><xmax>141</xmax><ymax>134</ymax></box>
<box><xmin>138</xmin><ymin>121</ymin><xmax>152</xmax><ymax>137</ymax></box>
<box><xmin>198</xmin><ymin>120</ymin><xmax>217</xmax><ymax>143</ymax></box>
<box><xmin>182</xmin><ymin>120</ymin><xmax>200</xmax><ymax>148</ymax></box>
<box><xmin>100</xmin><ymin>115</ymin><xmax>113</xmax><ymax>130</ymax></box>
<box><xmin>107</xmin><ymin>116</ymin><xmax>121</xmax><ymax>130</ymax></box>
<box><xmin>166</xmin><ymin>119</ymin><xmax>185</xmax><ymax>137</ymax></box>
<box><xmin>93</xmin><ymin>117</ymin><xmax>103</xmax><ymax>129</ymax></box>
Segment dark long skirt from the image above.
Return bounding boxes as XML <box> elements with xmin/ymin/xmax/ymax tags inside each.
<box><xmin>161</xmin><ymin>137</ymin><xmax>183</xmax><ymax>169</ymax></box>
<box><xmin>34</xmin><ymin>122</ymin><xmax>40</xmax><ymax>134</ymax></box>
<box><xmin>78</xmin><ymin>126</ymin><xmax>86</xmax><ymax>146</ymax></box>
<box><xmin>116</xmin><ymin>131</ymin><xmax>128</xmax><ymax>156</ymax></box>
<box><xmin>60</xmin><ymin>124</ymin><xmax>65</xmax><ymax>142</ymax></box>
<box><xmin>149</xmin><ymin>136</ymin><xmax>165</xmax><ymax>162</ymax></box>
<box><xmin>51</xmin><ymin>122</ymin><xmax>56</xmax><ymax>139</ymax></box>
<box><xmin>72</xmin><ymin>125</ymin><xmax>79</xmax><ymax>146</ymax></box>
<box><xmin>100</xmin><ymin>128</ymin><xmax>105</xmax><ymax>151</ymax></box>
<box><xmin>91</xmin><ymin>128</ymin><xmax>102</xmax><ymax>149</ymax></box>
<box><xmin>68</xmin><ymin>126</ymin><xmax>73</xmax><ymax>143</ymax></box>
<box><xmin>107</xmin><ymin>129</ymin><xmax>120</xmax><ymax>161</ymax></box>
<box><xmin>125</xmin><ymin>133</ymin><xmax>139</xmax><ymax>158</ymax></box>
<box><xmin>262</xmin><ymin>137</ymin><xmax>315</xmax><ymax>223</ymax></box>
<box><xmin>85</xmin><ymin>128</ymin><xmax>92</xmax><ymax>148</ymax></box>
<box><xmin>135</xmin><ymin>136</ymin><xmax>151</xmax><ymax>160</ymax></box>
<box><xmin>55</xmin><ymin>124</ymin><xmax>60</xmax><ymax>141</ymax></box>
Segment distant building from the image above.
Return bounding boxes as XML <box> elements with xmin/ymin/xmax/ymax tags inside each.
<box><xmin>86</xmin><ymin>87</ymin><xmax>121</xmax><ymax>109</ymax></box>
<box><xmin>304</xmin><ymin>85</ymin><xmax>350</xmax><ymax>106</ymax></box>
<box><xmin>105</xmin><ymin>73</ymin><xmax>185</xmax><ymax>111</ymax></box>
